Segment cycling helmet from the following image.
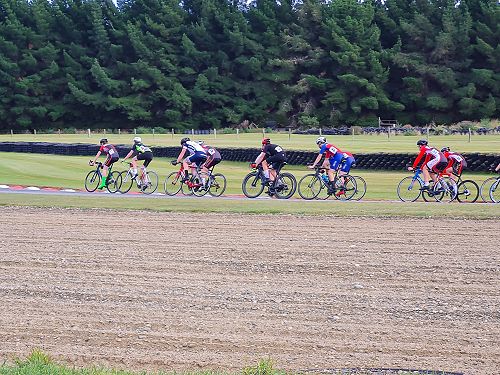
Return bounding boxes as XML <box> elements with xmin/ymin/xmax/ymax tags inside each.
<box><xmin>99</xmin><ymin>138</ymin><xmax>108</xmax><ymax>145</ymax></box>
<box><xmin>316</xmin><ymin>136</ymin><xmax>327</xmax><ymax>145</ymax></box>
<box><xmin>441</xmin><ymin>147</ymin><xmax>450</xmax><ymax>153</ymax></box>
<box><xmin>133</xmin><ymin>136</ymin><xmax>142</xmax><ymax>144</ymax></box>
<box><xmin>262</xmin><ymin>138</ymin><xmax>271</xmax><ymax>145</ymax></box>
<box><xmin>416</xmin><ymin>139</ymin><xmax>428</xmax><ymax>146</ymax></box>
<box><xmin>198</xmin><ymin>140</ymin><xmax>205</xmax><ymax>145</ymax></box>
<box><xmin>180</xmin><ymin>137</ymin><xmax>190</xmax><ymax>145</ymax></box>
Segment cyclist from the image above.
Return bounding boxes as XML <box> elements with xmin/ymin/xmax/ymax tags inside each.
<box><xmin>251</xmin><ymin>138</ymin><xmax>287</xmax><ymax>186</ymax></box>
<box><xmin>441</xmin><ymin>147</ymin><xmax>467</xmax><ymax>183</ymax></box>
<box><xmin>408</xmin><ymin>139</ymin><xmax>447</xmax><ymax>190</ymax></box>
<box><xmin>89</xmin><ymin>138</ymin><xmax>119</xmax><ymax>190</ymax></box>
<box><xmin>309</xmin><ymin>137</ymin><xmax>355</xmax><ymax>194</ymax></box>
<box><xmin>172</xmin><ymin>137</ymin><xmax>207</xmax><ymax>182</ymax></box>
<box><xmin>121</xmin><ymin>137</ymin><xmax>153</xmax><ymax>186</ymax></box>
<box><xmin>198</xmin><ymin>140</ymin><xmax>222</xmax><ymax>174</ymax></box>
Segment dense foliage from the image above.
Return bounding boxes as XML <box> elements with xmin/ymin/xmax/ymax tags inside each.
<box><xmin>0</xmin><ymin>0</ymin><xmax>498</xmax><ymax>131</ymax></box>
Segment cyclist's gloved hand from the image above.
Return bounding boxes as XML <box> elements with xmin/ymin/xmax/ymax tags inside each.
<box><xmin>250</xmin><ymin>163</ymin><xmax>257</xmax><ymax>169</ymax></box>
<box><xmin>88</xmin><ymin>160</ymin><xmax>94</xmax><ymax>166</ymax></box>
<box><xmin>171</xmin><ymin>160</ymin><xmax>177</xmax><ymax>165</ymax></box>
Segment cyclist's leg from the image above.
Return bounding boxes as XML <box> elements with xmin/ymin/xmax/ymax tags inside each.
<box><xmin>261</xmin><ymin>160</ymin><xmax>271</xmax><ymax>182</ymax></box>
<box><xmin>328</xmin><ymin>154</ymin><xmax>342</xmax><ymax>183</ymax></box>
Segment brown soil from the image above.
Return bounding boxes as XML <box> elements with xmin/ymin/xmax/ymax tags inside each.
<box><xmin>0</xmin><ymin>207</ymin><xmax>498</xmax><ymax>374</ymax></box>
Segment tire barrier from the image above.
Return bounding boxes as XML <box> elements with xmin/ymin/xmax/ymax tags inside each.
<box><xmin>0</xmin><ymin>142</ymin><xmax>498</xmax><ymax>172</ymax></box>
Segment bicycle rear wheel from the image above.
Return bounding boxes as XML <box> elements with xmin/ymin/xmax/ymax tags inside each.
<box><xmin>298</xmin><ymin>174</ymin><xmax>322</xmax><ymax>200</ymax></box>
<box><xmin>141</xmin><ymin>171</ymin><xmax>158</xmax><ymax>195</ymax></box>
<box><xmin>85</xmin><ymin>170</ymin><xmax>100</xmax><ymax>192</ymax></box>
<box><xmin>490</xmin><ymin>179</ymin><xmax>500</xmax><ymax>203</ymax></box>
<box><xmin>351</xmin><ymin>175</ymin><xmax>366</xmax><ymax>201</ymax></box>
<box><xmin>164</xmin><ymin>171</ymin><xmax>182</xmax><ymax>196</ymax></box>
<box><xmin>106</xmin><ymin>171</ymin><xmax>122</xmax><ymax>193</ymax></box>
<box><xmin>333</xmin><ymin>175</ymin><xmax>357</xmax><ymax>201</ymax></box>
<box><xmin>242</xmin><ymin>171</ymin><xmax>264</xmax><ymax>198</ymax></box>
<box><xmin>397</xmin><ymin>176</ymin><xmax>422</xmax><ymax>202</ymax></box>
<box><xmin>208</xmin><ymin>173</ymin><xmax>226</xmax><ymax>197</ymax></box>
<box><xmin>274</xmin><ymin>172</ymin><xmax>297</xmax><ymax>199</ymax></box>
<box><xmin>456</xmin><ymin>179</ymin><xmax>479</xmax><ymax>203</ymax></box>
<box><xmin>119</xmin><ymin>171</ymin><xmax>134</xmax><ymax>193</ymax></box>
<box><xmin>480</xmin><ymin>177</ymin><xmax>497</xmax><ymax>202</ymax></box>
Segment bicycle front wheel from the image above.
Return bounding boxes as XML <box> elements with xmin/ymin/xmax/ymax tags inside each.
<box><xmin>209</xmin><ymin>173</ymin><xmax>227</xmax><ymax>197</ymax></box>
<box><xmin>164</xmin><ymin>171</ymin><xmax>182</xmax><ymax>196</ymax></box>
<box><xmin>119</xmin><ymin>171</ymin><xmax>134</xmax><ymax>194</ymax></box>
<box><xmin>298</xmin><ymin>174</ymin><xmax>322</xmax><ymax>200</ymax></box>
<box><xmin>106</xmin><ymin>171</ymin><xmax>122</xmax><ymax>193</ymax></box>
<box><xmin>480</xmin><ymin>177</ymin><xmax>497</xmax><ymax>202</ymax></box>
<box><xmin>242</xmin><ymin>171</ymin><xmax>264</xmax><ymax>198</ymax></box>
<box><xmin>490</xmin><ymin>178</ymin><xmax>500</xmax><ymax>203</ymax></box>
<box><xmin>274</xmin><ymin>172</ymin><xmax>297</xmax><ymax>199</ymax></box>
<box><xmin>397</xmin><ymin>176</ymin><xmax>422</xmax><ymax>202</ymax></box>
<box><xmin>456</xmin><ymin>179</ymin><xmax>479</xmax><ymax>203</ymax></box>
<box><xmin>85</xmin><ymin>170</ymin><xmax>100</xmax><ymax>192</ymax></box>
<box><xmin>351</xmin><ymin>176</ymin><xmax>367</xmax><ymax>201</ymax></box>
<box><xmin>141</xmin><ymin>171</ymin><xmax>158</xmax><ymax>195</ymax></box>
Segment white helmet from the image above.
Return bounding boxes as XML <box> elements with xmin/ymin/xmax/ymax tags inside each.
<box><xmin>198</xmin><ymin>140</ymin><xmax>205</xmax><ymax>145</ymax></box>
<box><xmin>133</xmin><ymin>136</ymin><xmax>142</xmax><ymax>143</ymax></box>
<box><xmin>316</xmin><ymin>136</ymin><xmax>326</xmax><ymax>145</ymax></box>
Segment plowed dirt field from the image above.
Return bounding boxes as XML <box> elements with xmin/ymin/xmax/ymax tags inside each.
<box><xmin>0</xmin><ymin>207</ymin><xmax>498</xmax><ymax>374</ymax></box>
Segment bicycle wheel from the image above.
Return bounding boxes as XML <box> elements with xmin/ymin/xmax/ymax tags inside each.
<box><xmin>298</xmin><ymin>174</ymin><xmax>322</xmax><ymax>200</ymax></box>
<box><xmin>85</xmin><ymin>170</ymin><xmax>100</xmax><ymax>192</ymax></box>
<box><xmin>141</xmin><ymin>171</ymin><xmax>158</xmax><ymax>195</ymax></box>
<box><xmin>333</xmin><ymin>175</ymin><xmax>357</xmax><ymax>201</ymax></box>
<box><xmin>119</xmin><ymin>171</ymin><xmax>134</xmax><ymax>194</ymax></box>
<box><xmin>456</xmin><ymin>179</ymin><xmax>479</xmax><ymax>203</ymax></box>
<box><xmin>397</xmin><ymin>176</ymin><xmax>422</xmax><ymax>202</ymax></box>
<box><xmin>164</xmin><ymin>171</ymin><xmax>182</xmax><ymax>196</ymax></box>
<box><xmin>274</xmin><ymin>172</ymin><xmax>297</xmax><ymax>199</ymax></box>
<box><xmin>480</xmin><ymin>177</ymin><xmax>498</xmax><ymax>202</ymax></box>
<box><xmin>490</xmin><ymin>179</ymin><xmax>500</xmax><ymax>203</ymax></box>
<box><xmin>242</xmin><ymin>171</ymin><xmax>264</xmax><ymax>198</ymax></box>
<box><xmin>208</xmin><ymin>173</ymin><xmax>226</xmax><ymax>197</ymax></box>
<box><xmin>432</xmin><ymin>177</ymin><xmax>457</xmax><ymax>202</ymax></box>
<box><xmin>191</xmin><ymin>172</ymin><xmax>208</xmax><ymax>197</ymax></box>
<box><xmin>106</xmin><ymin>171</ymin><xmax>122</xmax><ymax>193</ymax></box>
<box><xmin>351</xmin><ymin>175</ymin><xmax>366</xmax><ymax>201</ymax></box>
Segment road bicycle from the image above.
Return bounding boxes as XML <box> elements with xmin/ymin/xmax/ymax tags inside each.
<box><xmin>397</xmin><ymin>168</ymin><xmax>457</xmax><ymax>202</ymax></box>
<box><xmin>297</xmin><ymin>165</ymin><xmax>357</xmax><ymax>201</ymax></box>
<box><xmin>480</xmin><ymin>175</ymin><xmax>500</xmax><ymax>203</ymax></box>
<box><xmin>192</xmin><ymin>166</ymin><xmax>227</xmax><ymax>197</ymax></box>
<box><xmin>242</xmin><ymin>162</ymin><xmax>296</xmax><ymax>199</ymax></box>
<box><xmin>118</xmin><ymin>161</ymin><xmax>159</xmax><ymax>195</ymax></box>
<box><xmin>85</xmin><ymin>161</ymin><xmax>120</xmax><ymax>193</ymax></box>
<box><xmin>164</xmin><ymin>161</ymin><xmax>205</xmax><ymax>196</ymax></box>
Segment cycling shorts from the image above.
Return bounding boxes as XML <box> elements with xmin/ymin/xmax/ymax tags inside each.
<box><xmin>186</xmin><ymin>151</ymin><xmax>207</xmax><ymax>167</ymax></box>
<box><xmin>266</xmin><ymin>153</ymin><xmax>287</xmax><ymax>170</ymax></box>
<box><xmin>205</xmin><ymin>157</ymin><xmax>221</xmax><ymax>169</ymax></box>
<box><xmin>427</xmin><ymin>158</ymin><xmax>447</xmax><ymax>173</ymax></box>
<box><xmin>104</xmin><ymin>155</ymin><xmax>119</xmax><ymax>167</ymax></box>
<box><xmin>137</xmin><ymin>151</ymin><xmax>153</xmax><ymax>168</ymax></box>
<box><xmin>340</xmin><ymin>156</ymin><xmax>355</xmax><ymax>173</ymax></box>
<box><xmin>328</xmin><ymin>153</ymin><xmax>344</xmax><ymax>170</ymax></box>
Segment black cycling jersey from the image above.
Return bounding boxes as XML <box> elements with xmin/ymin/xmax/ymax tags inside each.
<box><xmin>262</xmin><ymin>144</ymin><xmax>285</xmax><ymax>158</ymax></box>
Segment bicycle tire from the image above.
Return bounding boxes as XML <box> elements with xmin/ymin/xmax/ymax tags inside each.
<box><xmin>209</xmin><ymin>173</ymin><xmax>227</xmax><ymax>197</ymax></box>
<box><xmin>119</xmin><ymin>171</ymin><xmax>134</xmax><ymax>194</ymax></box>
<box><xmin>480</xmin><ymin>177</ymin><xmax>498</xmax><ymax>202</ymax></box>
<box><xmin>490</xmin><ymin>178</ymin><xmax>500</xmax><ymax>203</ymax></box>
<box><xmin>106</xmin><ymin>171</ymin><xmax>121</xmax><ymax>193</ymax></box>
<box><xmin>333</xmin><ymin>175</ymin><xmax>357</xmax><ymax>201</ymax></box>
<box><xmin>141</xmin><ymin>171</ymin><xmax>158</xmax><ymax>195</ymax></box>
<box><xmin>298</xmin><ymin>174</ymin><xmax>322</xmax><ymax>200</ymax></box>
<box><xmin>351</xmin><ymin>175</ymin><xmax>367</xmax><ymax>201</ymax></box>
<box><xmin>85</xmin><ymin>170</ymin><xmax>100</xmax><ymax>192</ymax></box>
<box><xmin>242</xmin><ymin>171</ymin><xmax>264</xmax><ymax>198</ymax></box>
<box><xmin>397</xmin><ymin>176</ymin><xmax>422</xmax><ymax>202</ymax></box>
<box><xmin>191</xmin><ymin>173</ymin><xmax>209</xmax><ymax>197</ymax></box>
<box><xmin>456</xmin><ymin>179</ymin><xmax>479</xmax><ymax>203</ymax></box>
<box><xmin>274</xmin><ymin>172</ymin><xmax>297</xmax><ymax>199</ymax></box>
<box><xmin>164</xmin><ymin>171</ymin><xmax>182</xmax><ymax>196</ymax></box>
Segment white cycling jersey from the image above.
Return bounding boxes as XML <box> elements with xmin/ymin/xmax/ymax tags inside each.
<box><xmin>183</xmin><ymin>141</ymin><xmax>206</xmax><ymax>156</ymax></box>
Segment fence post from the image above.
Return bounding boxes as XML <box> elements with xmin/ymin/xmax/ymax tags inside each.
<box><xmin>214</xmin><ymin>128</ymin><xmax>217</xmax><ymax>139</ymax></box>
<box><xmin>134</xmin><ymin>128</ymin><xmax>137</xmax><ymax>135</ymax></box>
<box><xmin>10</xmin><ymin>129</ymin><xmax>13</xmax><ymax>137</ymax></box>
<box><xmin>152</xmin><ymin>128</ymin><xmax>155</xmax><ymax>138</ymax></box>
<box><xmin>191</xmin><ymin>129</ymin><xmax>194</xmax><ymax>137</ymax></box>
<box><xmin>387</xmin><ymin>127</ymin><xmax>390</xmax><ymax>140</ymax></box>
<box><xmin>103</xmin><ymin>129</ymin><xmax>106</xmax><ymax>136</ymax></box>
<box><xmin>468</xmin><ymin>128</ymin><xmax>471</xmax><ymax>143</ymax></box>
<box><xmin>319</xmin><ymin>128</ymin><xmax>322</xmax><ymax>136</ymax></box>
<box><xmin>288</xmin><ymin>128</ymin><xmax>291</xmax><ymax>141</ymax></box>
<box><xmin>87</xmin><ymin>129</ymin><xmax>91</xmax><ymax>138</ymax></box>
<box><xmin>118</xmin><ymin>129</ymin><xmax>121</xmax><ymax>135</ymax></box>
<box><xmin>426</xmin><ymin>127</ymin><xmax>430</xmax><ymax>141</ymax></box>
<box><xmin>236</xmin><ymin>128</ymin><xmax>239</xmax><ymax>139</ymax></box>
<box><xmin>262</xmin><ymin>128</ymin><xmax>265</xmax><ymax>138</ymax></box>
<box><xmin>34</xmin><ymin>129</ymin><xmax>36</xmax><ymax>136</ymax></box>
<box><xmin>352</xmin><ymin>127</ymin><xmax>354</xmax><ymax>141</ymax></box>
<box><xmin>171</xmin><ymin>128</ymin><xmax>174</xmax><ymax>139</ymax></box>
<box><xmin>58</xmin><ymin>129</ymin><xmax>61</xmax><ymax>136</ymax></box>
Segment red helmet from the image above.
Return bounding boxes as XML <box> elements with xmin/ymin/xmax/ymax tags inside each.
<box><xmin>262</xmin><ymin>138</ymin><xmax>271</xmax><ymax>145</ymax></box>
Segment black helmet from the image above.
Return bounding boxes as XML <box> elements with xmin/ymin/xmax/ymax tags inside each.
<box><xmin>416</xmin><ymin>139</ymin><xmax>428</xmax><ymax>146</ymax></box>
<box><xmin>441</xmin><ymin>147</ymin><xmax>450</xmax><ymax>153</ymax></box>
<box><xmin>99</xmin><ymin>138</ymin><xmax>108</xmax><ymax>145</ymax></box>
<box><xmin>180</xmin><ymin>137</ymin><xmax>190</xmax><ymax>145</ymax></box>
<box><xmin>262</xmin><ymin>138</ymin><xmax>271</xmax><ymax>145</ymax></box>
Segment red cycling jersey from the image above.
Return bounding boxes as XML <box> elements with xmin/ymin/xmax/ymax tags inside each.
<box><xmin>319</xmin><ymin>143</ymin><xmax>342</xmax><ymax>158</ymax></box>
<box><xmin>412</xmin><ymin>145</ymin><xmax>446</xmax><ymax>169</ymax></box>
<box><xmin>443</xmin><ymin>151</ymin><xmax>467</xmax><ymax>175</ymax></box>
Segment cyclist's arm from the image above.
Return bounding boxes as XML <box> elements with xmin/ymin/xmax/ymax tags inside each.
<box><xmin>254</xmin><ymin>152</ymin><xmax>266</xmax><ymax>165</ymax></box>
<box><xmin>411</xmin><ymin>148</ymin><xmax>426</xmax><ymax>169</ymax></box>
<box><xmin>92</xmin><ymin>151</ymin><xmax>102</xmax><ymax>164</ymax></box>
<box><xmin>310</xmin><ymin>153</ymin><xmax>323</xmax><ymax>168</ymax></box>
<box><xmin>122</xmin><ymin>150</ymin><xmax>134</xmax><ymax>161</ymax></box>
<box><xmin>176</xmin><ymin>148</ymin><xmax>187</xmax><ymax>164</ymax></box>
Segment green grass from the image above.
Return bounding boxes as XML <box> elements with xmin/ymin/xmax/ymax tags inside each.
<box><xmin>1</xmin><ymin>133</ymin><xmax>499</xmax><ymax>154</ymax></box>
